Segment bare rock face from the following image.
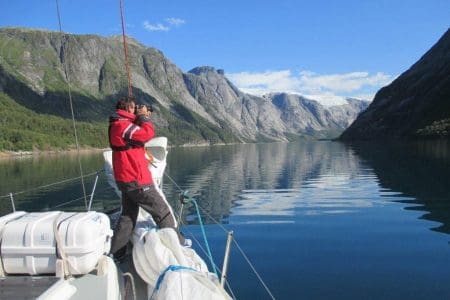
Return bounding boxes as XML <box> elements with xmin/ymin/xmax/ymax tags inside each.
<box><xmin>267</xmin><ymin>93</ymin><xmax>369</xmax><ymax>138</ymax></box>
<box><xmin>184</xmin><ymin>67</ymin><xmax>288</xmax><ymax>141</ymax></box>
<box><xmin>0</xmin><ymin>27</ymin><xmax>368</xmax><ymax>144</ymax></box>
<box><xmin>184</xmin><ymin>67</ymin><xmax>368</xmax><ymax>141</ymax></box>
<box><xmin>341</xmin><ymin>29</ymin><xmax>450</xmax><ymax>140</ymax></box>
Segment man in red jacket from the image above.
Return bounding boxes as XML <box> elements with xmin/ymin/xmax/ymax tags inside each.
<box><xmin>109</xmin><ymin>97</ymin><xmax>187</xmax><ymax>258</ymax></box>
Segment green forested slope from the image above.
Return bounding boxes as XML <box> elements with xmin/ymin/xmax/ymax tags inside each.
<box><xmin>0</xmin><ymin>92</ymin><xmax>237</xmax><ymax>150</ymax></box>
<box><xmin>0</xmin><ymin>28</ymin><xmax>237</xmax><ymax>151</ymax></box>
<box><xmin>0</xmin><ymin>92</ymin><xmax>108</xmax><ymax>151</ymax></box>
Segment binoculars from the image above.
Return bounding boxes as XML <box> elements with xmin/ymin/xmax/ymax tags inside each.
<box><xmin>134</xmin><ymin>104</ymin><xmax>154</xmax><ymax>114</ymax></box>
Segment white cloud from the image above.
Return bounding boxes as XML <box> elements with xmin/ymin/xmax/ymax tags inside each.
<box><xmin>143</xmin><ymin>17</ymin><xmax>186</xmax><ymax>32</ymax></box>
<box><xmin>227</xmin><ymin>69</ymin><xmax>396</xmax><ymax>106</ymax></box>
<box><xmin>298</xmin><ymin>71</ymin><xmax>393</xmax><ymax>93</ymax></box>
<box><xmin>143</xmin><ymin>21</ymin><xmax>169</xmax><ymax>32</ymax></box>
<box><xmin>227</xmin><ymin>70</ymin><xmax>299</xmax><ymax>94</ymax></box>
<box><xmin>165</xmin><ymin>17</ymin><xmax>186</xmax><ymax>26</ymax></box>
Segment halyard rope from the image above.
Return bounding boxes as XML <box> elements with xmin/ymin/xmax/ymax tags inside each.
<box><xmin>186</xmin><ymin>195</ymin><xmax>219</xmax><ymax>277</ymax></box>
<box><xmin>119</xmin><ymin>0</ymin><xmax>133</xmax><ymax>98</ymax></box>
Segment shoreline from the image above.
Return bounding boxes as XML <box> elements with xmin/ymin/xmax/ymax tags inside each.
<box><xmin>0</xmin><ymin>140</ymin><xmax>280</xmax><ymax>159</ymax></box>
<box><xmin>0</xmin><ymin>143</ymin><xmax>227</xmax><ymax>159</ymax></box>
<box><xmin>0</xmin><ymin>148</ymin><xmax>108</xmax><ymax>159</ymax></box>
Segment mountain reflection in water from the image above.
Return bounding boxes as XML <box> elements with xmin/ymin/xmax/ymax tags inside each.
<box><xmin>1</xmin><ymin>140</ymin><xmax>450</xmax><ymax>299</ymax></box>
<box><xmin>164</xmin><ymin>141</ymin><xmax>450</xmax><ymax>236</ymax></box>
<box><xmin>347</xmin><ymin>140</ymin><xmax>450</xmax><ymax>234</ymax></box>
<box><xmin>1</xmin><ymin>141</ymin><xmax>449</xmax><ymax>235</ymax></box>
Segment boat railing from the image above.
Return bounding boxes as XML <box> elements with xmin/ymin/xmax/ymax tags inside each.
<box><xmin>166</xmin><ymin>173</ymin><xmax>276</xmax><ymax>300</ymax></box>
<box><xmin>185</xmin><ymin>205</ymin><xmax>275</xmax><ymax>300</ymax></box>
<box><xmin>170</xmin><ymin>196</ymin><xmax>275</xmax><ymax>299</ymax></box>
<box><xmin>1</xmin><ymin>170</ymin><xmax>276</xmax><ymax>299</ymax></box>
<box><xmin>0</xmin><ymin>170</ymin><xmax>114</xmax><ymax>213</ymax></box>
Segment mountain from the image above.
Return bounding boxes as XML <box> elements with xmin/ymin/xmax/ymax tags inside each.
<box><xmin>340</xmin><ymin>29</ymin><xmax>450</xmax><ymax>140</ymax></box>
<box><xmin>267</xmin><ymin>93</ymin><xmax>369</xmax><ymax>139</ymax></box>
<box><xmin>177</xmin><ymin>66</ymin><xmax>369</xmax><ymax>141</ymax></box>
<box><xmin>0</xmin><ymin>27</ymin><xmax>367</xmax><ymax>151</ymax></box>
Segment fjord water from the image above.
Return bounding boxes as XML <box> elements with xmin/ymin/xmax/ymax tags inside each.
<box><xmin>1</xmin><ymin>140</ymin><xmax>450</xmax><ymax>299</ymax></box>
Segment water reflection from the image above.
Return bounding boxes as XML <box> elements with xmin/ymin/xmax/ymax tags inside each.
<box><xmin>2</xmin><ymin>141</ymin><xmax>449</xmax><ymax>299</ymax></box>
<box><xmin>0</xmin><ymin>153</ymin><xmax>120</xmax><ymax>215</ymax></box>
<box><xmin>165</xmin><ymin>142</ymin><xmax>378</xmax><ymax>223</ymax></box>
<box><xmin>1</xmin><ymin>140</ymin><xmax>449</xmax><ymax>236</ymax></box>
<box><xmin>346</xmin><ymin>140</ymin><xmax>450</xmax><ymax>234</ymax></box>
<box><xmin>165</xmin><ymin>140</ymin><xmax>450</xmax><ymax>236</ymax></box>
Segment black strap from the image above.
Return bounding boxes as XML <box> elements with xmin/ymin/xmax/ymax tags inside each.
<box><xmin>109</xmin><ymin>121</ymin><xmax>144</xmax><ymax>152</ymax></box>
<box><xmin>111</xmin><ymin>144</ymin><xmax>132</xmax><ymax>151</ymax></box>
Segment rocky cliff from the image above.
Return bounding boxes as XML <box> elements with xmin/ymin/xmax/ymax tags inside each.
<box><xmin>0</xmin><ymin>27</ymin><xmax>367</xmax><ymax>149</ymax></box>
<box><xmin>340</xmin><ymin>29</ymin><xmax>450</xmax><ymax>140</ymax></box>
<box><xmin>184</xmin><ymin>67</ymin><xmax>369</xmax><ymax>141</ymax></box>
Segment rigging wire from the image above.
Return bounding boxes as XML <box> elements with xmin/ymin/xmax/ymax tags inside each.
<box><xmin>48</xmin><ymin>194</ymin><xmax>87</xmax><ymax>210</ymax></box>
<box><xmin>55</xmin><ymin>0</ymin><xmax>89</xmax><ymax>210</ymax></box>
<box><xmin>179</xmin><ymin>221</ymin><xmax>237</xmax><ymax>299</ymax></box>
<box><xmin>165</xmin><ymin>174</ymin><xmax>232</xmax><ymax>291</ymax></box>
<box><xmin>47</xmin><ymin>185</ymin><xmax>116</xmax><ymax>211</ymax></box>
<box><xmin>119</xmin><ymin>0</ymin><xmax>133</xmax><ymax>98</ymax></box>
<box><xmin>196</xmin><ymin>206</ymin><xmax>276</xmax><ymax>300</ymax></box>
<box><xmin>164</xmin><ymin>172</ymin><xmax>276</xmax><ymax>299</ymax></box>
<box><xmin>232</xmin><ymin>239</ymin><xmax>276</xmax><ymax>300</ymax></box>
<box><xmin>163</xmin><ymin>171</ymin><xmax>184</xmax><ymax>192</ymax></box>
<box><xmin>0</xmin><ymin>171</ymin><xmax>110</xmax><ymax>211</ymax></box>
<box><xmin>54</xmin><ymin>1</ymin><xmax>272</xmax><ymax>295</ymax></box>
<box><xmin>0</xmin><ymin>171</ymin><xmax>99</xmax><ymax>199</ymax></box>
<box><xmin>116</xmin><ymin>4</ymin><xmax>272</xmax><ymax>295</ymax></box>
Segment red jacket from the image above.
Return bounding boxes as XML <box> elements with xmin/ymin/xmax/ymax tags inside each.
<box><xmin>109</xmin><ymin>109</ymin><xmax>155</xmax><ymax>186</ymax></box>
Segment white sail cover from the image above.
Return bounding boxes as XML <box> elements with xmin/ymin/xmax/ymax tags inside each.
<box><xmin>132</xmin><ymin>226</ymin><xmax>231</xmax><ymax>300</ymax></box>
<box><xmin>151</xmin><ymin>266</ymin><xmax>230</xmax><ymax>300</ymax></box>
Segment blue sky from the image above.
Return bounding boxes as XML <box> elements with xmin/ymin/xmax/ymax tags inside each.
<box><xmin>1</xmin><ymin>0</ymin><xmax>449</xmax><ymax>105</ymax></box>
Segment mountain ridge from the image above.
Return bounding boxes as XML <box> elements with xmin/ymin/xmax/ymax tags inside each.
<box><xmin>340</xmin><ymin>28</ymin><xmax>450</xmax><ymax>140</ymax></box>
<box><xmin>0</xmin><ymin>27</ymin><xmax>368</xmax><ymax>150</ymax></box>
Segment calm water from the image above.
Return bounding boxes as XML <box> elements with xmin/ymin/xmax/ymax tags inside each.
<box><xmin>1</xmin><ymin>140</ymin><xmax>450</xmax><ymax>299</ymax></box>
